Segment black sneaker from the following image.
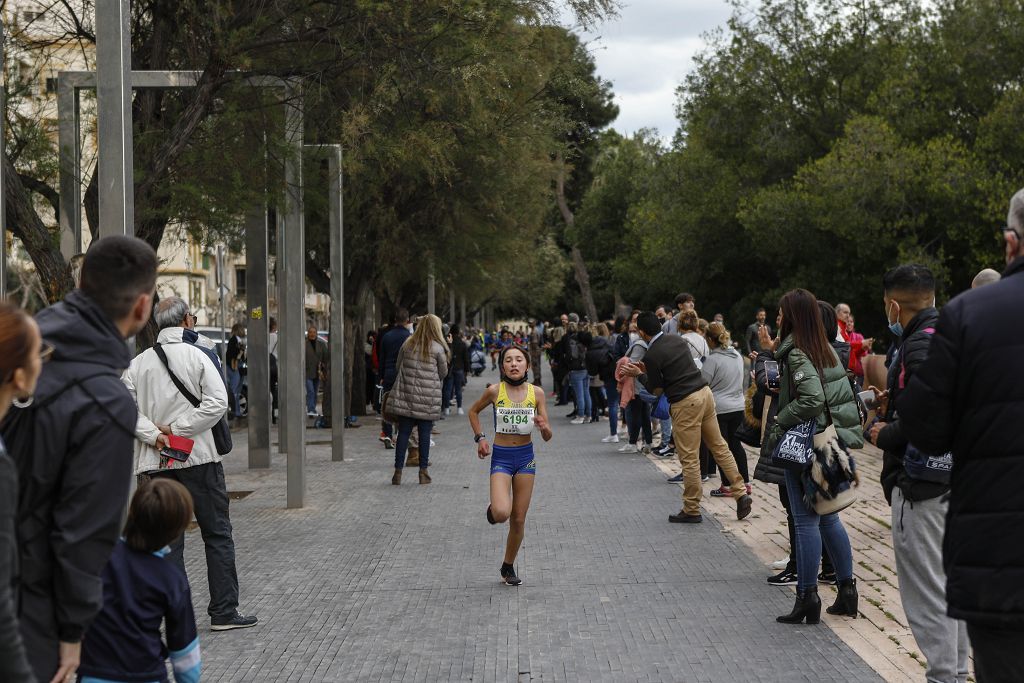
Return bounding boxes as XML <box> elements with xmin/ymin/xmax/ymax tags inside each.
<box><xmin>500</xmin><ymin>563</ymin><xmax>522</xmax><ymax>586</ymax></box>
<box><xmin>818</xmin><ymin>570</ymin><xmax>837</xmax><ymax>585</ymax></box>
<box><xmin>666</xmin><ymin>473</ymin><xmax>683</xmax><ymax>483</ymax></box>
<box><xmin>211</xmin><ymin>612</ymin><xmax>258</xmax><ymax>631</ymax></box>
<box><xmin>767</xmin><ymin>569</ymin><xmax>798</xmax><ymax>586</ymax></box>
<box><xmin>383</xmin><ymin>437</ymin><xmax>394</xmax><ymax>450</ymax></box>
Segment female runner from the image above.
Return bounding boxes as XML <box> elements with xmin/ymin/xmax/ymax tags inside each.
<box><xmin>468</xmin><ymin>345</ymin><xmax>552</xmax><ymax>586</ymax></box>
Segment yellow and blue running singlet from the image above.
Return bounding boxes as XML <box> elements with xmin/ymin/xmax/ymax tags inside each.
<box><xmin>491</xmin><ymin>382</ymin><xmax>537</xmax><ymax>476</ymax></box>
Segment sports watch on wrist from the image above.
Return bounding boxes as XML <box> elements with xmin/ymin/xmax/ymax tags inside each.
<box><xmin>474</xmin><ymin>433</ymin><xmax>486</xmax><ymax>443</ymax></box>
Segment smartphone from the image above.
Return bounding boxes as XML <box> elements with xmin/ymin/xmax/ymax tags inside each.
<box><xmin>160</xmin><ymin>434</ymin><xmax>194</xmax><ymax>462</ymax></box>
<box><xmin>764</xmin><ymin>361</ymin><xmax>780</xmax><ymax>390</ymax></box>
<box><xmin>858</xmin><ymin>390</ymin><xmax>878</xmax><ymax>411</ymax></box>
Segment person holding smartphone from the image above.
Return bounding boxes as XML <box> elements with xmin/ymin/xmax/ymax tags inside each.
<box><xmin>467</xmin><ymin>345</ymin><xmax>552</xmax><ymax>586</ymax></box>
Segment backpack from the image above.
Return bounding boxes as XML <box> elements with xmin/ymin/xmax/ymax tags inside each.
<box><xmin>898</xmin><ymin>327</ymin><xmax>952</xmax><ymax>484</ymax></box>
<box><xmin>567</xmin><ymin>336</ymin><xmax>586</xmax><ymax>371</ymax></box>
<box><xmin>585</xmin><ymin>344</ymin><xmax>613</xmax><ymax>377</ymax></box>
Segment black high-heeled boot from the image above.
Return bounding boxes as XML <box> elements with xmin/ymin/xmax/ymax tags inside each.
<box><xmin>776</xmin><ymin>586</ymin><xmax>821</xmax><ymax>624</ymax></box>
<box><xmin>826</xmin><ymin>578</ymin><xmax>858</xmax><ymax>617</ymax></box>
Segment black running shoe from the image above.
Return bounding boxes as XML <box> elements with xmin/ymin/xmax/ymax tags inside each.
<box><xmin>767</xmin><ymin>569</ymin><xmax>798</xmax><ymax>586</ymax></box>
<box><xmin>500</xmin><ymin>563</ymin><xmax>522</xmax><ymax>586</ymax></box>
<box><xmin>211</xmin><ymin>612</ymin><xmax>259</xmax><ymax>631</ymax></box>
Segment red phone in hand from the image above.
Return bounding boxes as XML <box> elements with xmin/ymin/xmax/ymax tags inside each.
<box><xmin>160</xmin><ymin>434</ymin><xmax>194</xmax><ymax>462</ymax></box>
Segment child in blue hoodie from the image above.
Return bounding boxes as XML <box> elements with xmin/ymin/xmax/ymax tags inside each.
<box><xmin>78</xmin><ymin>479</ymin><xmax>201</xmax><ymax>683</ymax></box>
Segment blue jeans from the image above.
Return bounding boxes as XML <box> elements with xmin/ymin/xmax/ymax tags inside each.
<box><xmin>395</xmin><ymin>417</ymin><xmax>433</xmax><ymax>469</ymax></box>
<box><xmin>605</xmin><ymin>381</ymin><xmax>620</xmax><ymax>436</ymax></box>
<box><xmin>442</xmin><ymin>373</ymin><xmax>455</xmax><ymax>412</ymax></box>
<box><xmin>305</xmin><ymin>377</ymin><xmax>319</xmax><ymax>414</ymax></box>
<box><xmin>452</xmin><ymin>369</ymin><xmax>465</xmax><ymax>408</ymax></box>
<box><xmin>784</xmin><ymin>468</ymin><xmax>854</xmax><ymax>591</ymax></box>
<box><xmin>225</xmin><ymin>367</ymin><xmax>242</xmax><ymax>417</ymax></box>
<box><xmin>569</xmin><ymin>370</ymin><xmax>591</xmax><ymax>418</ymax></box>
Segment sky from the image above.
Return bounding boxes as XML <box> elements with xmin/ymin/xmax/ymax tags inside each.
<box><xmin>570</xmin><ymin>0</ymin><xmax>735</xmax><ymax>139</ymax></box>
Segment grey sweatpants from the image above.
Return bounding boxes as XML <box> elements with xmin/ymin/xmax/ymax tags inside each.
<box><xmin>891</xmin><ymin>488</ymin><xmax>970</xmax><ymax>683</ymax></box>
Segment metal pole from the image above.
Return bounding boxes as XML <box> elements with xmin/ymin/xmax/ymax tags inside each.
<box><xmin>58</xmin><ymin>76</ymin><xmax>82</xmax><ymax>258</ymax></box>
<box><xmin>448</xmin><ymin>289</ymin><xmax>455</xmax><ymax>324</ymax></box>
<box><xmin>0</xmin><ymin>22</ymin><xmax>6</xmax><ymax>300</ymax></box>
<box><xmin>245</xmin><ymin>205</ymin><xmax>271</xmax><ymax>469</ymax></box>
<box><xmin>216</xmin><ymin>246</ymin><xmax>227</xmax><ymax>382</ymax></box>
<box><xmin>460</xmin><ymin>295</ymin><xmax>466</xmax><ymax>328</ymax></box>
<box><xmin>275</xmin><ymin>208</ymin><xmax>289</xmax><ymax>453</ymax></box>
<box><xmin>328</xmin><ymin>146</ymin><xmax>345</xmax><ymax>461</ymax></box>
<box><xmin>283</xmin><ymin>83</ymin><xmax>306</xmax><ymax>508</ymax></box>
<box><xmin>95</xmin><ymin>0</ymin><xmax>134</xmax><ymax>237</ymax></box>
<box><xmin>427</xmin><ymin>263</ymin><xmax>435</xmax><ymax>316</ymax></box>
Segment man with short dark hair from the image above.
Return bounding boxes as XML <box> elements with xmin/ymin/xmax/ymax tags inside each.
<box><xmin>662</xmin><ymin>293</ymin><xmax>696</xmax><ymax>335</ymax></box>
<box><xmin>867</xmin><ymin>265</ymin><xmax>967</xmax><ymax>683</ymax></box>
<box><xmin>379</xmin><ymin>308</ymin><xmax>412</xmax><ymax>448</ymax></box>
<box><xmin>2</xmin><ymin>236</ymin><xmax>158</xmax><ymax>682</ymax></box>
<box><xmin>900</xmin><ymin>188</ymin><xmax>1024</xmax><ymax>681</ymax></box>
<box><xmin>305</xmin><ymin>325</ymin><xmax>328</xmax><ymax>417</ymax></box>
<box><xmin>623</xmin><ymin>312</ymin><xmax>753</xmax><ymax>524</ymax></box>
<box><xmin>744</xmin><ymin>308</ymin><xmax>771</xmax><ymax>356</ymax></box>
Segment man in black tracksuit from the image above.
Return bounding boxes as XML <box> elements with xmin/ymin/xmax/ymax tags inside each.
<box><xmin>900</xmin><ymin>189</ymin><xmax>1024</xmax><ymax>682</ymax></box>
<box><xmin>0</xmin><ymin>237</ymin><xmax>158</xmax><ymax>682</ymax></box>
<box><xmin>868</xmin><ymin>265</ymin><xmax>967</xmax><ymax>683</ymax></box>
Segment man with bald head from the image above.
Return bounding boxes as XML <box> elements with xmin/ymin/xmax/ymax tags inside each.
<box><xmin>899</xmin><ymin>188</ymin><xmax>1024</xmax><ymax>680</ymax></box>
<box><xmin>971</xmin><ymin>268</ymin><xmax>1001</xmax><ymax>289</ymax></box>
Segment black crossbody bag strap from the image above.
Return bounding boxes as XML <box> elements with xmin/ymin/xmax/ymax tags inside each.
<box><xmin>154</xmin><ymin>344</ymin><xmax>200</xmax><ymax>408</ymax></box>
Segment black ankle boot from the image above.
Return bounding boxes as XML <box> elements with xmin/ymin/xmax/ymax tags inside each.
<box><xmin>776</xmin><ymin>586</ymin><xmax>821</xmax><ymax>624</ymax></box>
<box><xmin>826</xmin><ymin>578</ymin><xmax>858</xmax><ymax>618</ymax></box>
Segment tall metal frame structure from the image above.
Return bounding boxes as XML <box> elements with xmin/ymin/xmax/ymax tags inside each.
<box><xmin>60</xmin><ymin>62</ymin><xmax>343</xmax><ymax>508</ymax></box>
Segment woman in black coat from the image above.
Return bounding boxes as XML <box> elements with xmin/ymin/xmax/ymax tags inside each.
<box><xmin>0</xmin><ymin>301</ymin><xmax>48</xmax><ymax>682</ymax></box>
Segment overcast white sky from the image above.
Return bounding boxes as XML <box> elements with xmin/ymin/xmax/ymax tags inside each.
<box><xmin>571</xmin><ymin>0</ymin><xmax>735</xmax><ymax>139</ymax></box>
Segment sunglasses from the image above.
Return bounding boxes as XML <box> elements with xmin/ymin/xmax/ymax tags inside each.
<box><xmin>40</xmin><ymin>343</ymin><xmax>54</xmax><ymax>363</ymax></box>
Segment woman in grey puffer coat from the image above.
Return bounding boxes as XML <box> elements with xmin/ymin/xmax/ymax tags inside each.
<box><xmin>390</xmin><ymin>314</ymin><xmax>449</xmax><ymax>485</ymax></box>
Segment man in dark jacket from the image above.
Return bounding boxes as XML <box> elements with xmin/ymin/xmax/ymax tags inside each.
<box><xmin>867</xmin><ymin>265</ymin><xmax>968</xmax><ymax>683</ymax></box>
<box><xmin>379</xmin><ymin>308</ymin><xmax>412</xmax><ymax>448</ymax></box>
<box><xmin>623</xmin><ymin>312</ymin><xmax>753</xmax><ymax>524</ymax></box>
<box><xmin>1</xmin><ymin>236</ymin><xmax>158</xmax><ymax>683</ymax></box>
<box><xmin>899</xmin><ymin>190</ymin><xmax>1024</xmax><ymax>682</ymax></box>
<box><xmin>449</xmin><ymin>325</ymin><xmax>471</xmax><ymax>413</ymax></box>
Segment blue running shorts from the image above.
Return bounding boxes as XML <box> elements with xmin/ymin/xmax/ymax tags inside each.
<box><xmin>490</xmin><ymin>443</ymin><xmax>536</xmax><ymax>477</ymax></box>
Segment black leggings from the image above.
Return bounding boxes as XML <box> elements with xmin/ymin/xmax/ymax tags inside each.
<box><xmin>716</xmin><ymin>410</ymin><xmax>750</xmax><ymax>483</ymax></box>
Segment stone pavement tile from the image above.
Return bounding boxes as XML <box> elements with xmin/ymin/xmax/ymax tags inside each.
<box><xmin>184</xmin><ymin>373</ymin><xmax>882</xmax><ymax>681</ymax></box>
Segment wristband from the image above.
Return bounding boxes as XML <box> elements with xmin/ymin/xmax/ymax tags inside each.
<box><xmin>474</xmin><ymin>433</ymin><xmax>486</xmax><ymax>443</ymax></box>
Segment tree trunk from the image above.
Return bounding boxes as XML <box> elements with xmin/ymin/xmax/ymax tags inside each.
<box><xmin>555</xmin><ymin>155</ymin><xmax>598</xmax><ymax>323</ymax></box>
<box><xmin>4</xmin><ymin>156</ymin><xmax>74</xmax><ymax>303</ymax></box>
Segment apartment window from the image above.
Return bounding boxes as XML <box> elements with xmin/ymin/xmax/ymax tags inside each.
<box><xmin>23</xmin><ymin>10</ymin><xmax>43</xmax><ymax>22</ymax></box>
<box><xmin>45</xmin><ymin>78</ymin><xmax>58</xmax><ymax>94</ymax></box>
<box><xmin>235</xmin><ymin>267</ymin><xmax>247</xmax><ymax>297</ymax></box>
<box><xmin>190</xmin><ymin>281</ymin><xmax>204</xmax><ymax>311</ymax></box>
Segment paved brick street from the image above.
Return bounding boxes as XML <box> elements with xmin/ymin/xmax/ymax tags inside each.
<box><xmin>185</xmin><ymin>373</ymin><xmax>880</xmax><ymax>682</ymax></box>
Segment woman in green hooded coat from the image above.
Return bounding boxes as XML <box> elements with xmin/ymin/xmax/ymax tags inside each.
<box><xmin>768</xmin><ymin>289</ymin><xmax>864</xmax><ymax>626</ymax></box>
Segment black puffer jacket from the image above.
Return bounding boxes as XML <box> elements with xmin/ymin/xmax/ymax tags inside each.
<box><xmin>876</xmin><ymin>307</ymin><xmax>946</xmax><ymax>504</ymax></box>
<box><xmin>585</xmin><ymin>336</ymin><xmax>615</xmax><ymax>383</ymax></box>
<box><xmin>0</xmin><ymin>290</ymin><xmax>137</xmax><ymax>677</ymax></box>
<box><xmin>899</xmin><ymin>257</ymin><xmax>1024</xmax><ymax>628</ymax></box>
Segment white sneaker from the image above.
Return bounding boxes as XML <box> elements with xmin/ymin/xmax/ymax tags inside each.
<box><xmin>570</xmin><ymin>417</ymin><xmax>586</xmax><ymax>425</ymax></box>
<box><xmin>430</xmin><ymin>439</ymin><xmax>436</xmax><ymax>447</ymax></box>
<box><xmin>601</xmin><ymin>434</ymin><xmax>620</xmax><ymax>443</ymax></box>
<box><xmin>458</xmin><ymin>408</ymin><xmax>464</xmax><ymax>415</ymax></box>
<box><xmin>771</xmin><ymin>558</ymin><xmax>789</xmax><ymax>570</ymax></box>
<box><xmin>444</xmin><ymin>408</ymin><xmax>450</xmax><ymax>416</ymax></box>
<box><xmin>617</xmin><ymin>442</ymin><xmax>635</xmax><ymax>452</ymax></box>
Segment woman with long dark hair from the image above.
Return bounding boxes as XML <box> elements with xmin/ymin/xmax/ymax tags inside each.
<box><xmin>0</xmin><ymin>301</ymin><xmax>48</xmax><ymax>681</ymax></box>
<box><xmin>770</xmin><ymin>289</ymin><xmax>864</xmax><ymax>625</ymax></box>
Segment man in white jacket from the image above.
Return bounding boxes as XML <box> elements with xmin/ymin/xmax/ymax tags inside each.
<box><xmin>122</xmin><ymin>297</ymin><xmax>258</xmax><ymax>631</ymax></box>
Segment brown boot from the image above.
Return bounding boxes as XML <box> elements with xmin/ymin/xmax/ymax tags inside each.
<box><xmin>406</xmin><ymin>447</ymin><xmax>420</xmax><ymax>467</ymax></box>
<box><xmin>391</xmin><ymin>468</ymin><xmax>402</xmax><ymax>485</ymax></box>
<box><xmin>419</xmin><ymin>468</ymin><xmax>432</xmax><ymax>485</ymax></box>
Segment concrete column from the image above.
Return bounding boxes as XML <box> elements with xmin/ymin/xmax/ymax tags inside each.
<box><xmin>57</xmin><ymin>76</ymin><xmax>82</xmax><ymax>258</ymax></box>
<box><xmin>282</xmin><ymin>84</ymin><xmax>306</xmax><ymax>508</ymax></box>
<box><xmin>95</xmin><ymin>0</ymin><xmax>134</xmax><ymax>237</ymax></box>
<box><xmin>328</xmin><ymin>146</ymin><xmax>345</xmax><ymax>462</ymax></box>
<box><xmin>245</xmin><ymin>206</ymin><xmax>271</xmax><ymax>469</ymax></box>
<box><xmin>448</xmin><ymin>289</ymin><xmax>455</xmax><ymax>324</ymax></box>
